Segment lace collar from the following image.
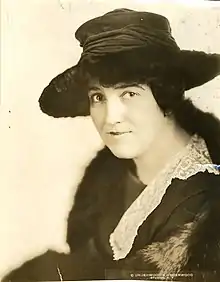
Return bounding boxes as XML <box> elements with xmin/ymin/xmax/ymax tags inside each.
<box><xmin>109</xmin><ymin>134</ymin><xmax>219</xmax><ymax>260</ymax></box>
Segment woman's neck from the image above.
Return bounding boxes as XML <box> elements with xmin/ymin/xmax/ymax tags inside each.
<box><xmin>133</xmin><ymin>122</ymin><xmax>192</xmax><ymax>185</ymax></box>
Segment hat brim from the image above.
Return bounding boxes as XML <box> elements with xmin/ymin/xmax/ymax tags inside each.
<box><xmin>39</xmin><ymin>65</ymin><xmax>90</xmax><ymax>118</ymax></box>
<box><xmin>39</xmin><ymin>50</ymin><xmax>220</xmax><ymax>118</ymax></box>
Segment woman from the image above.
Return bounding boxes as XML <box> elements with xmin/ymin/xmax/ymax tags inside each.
<box><xmin>3</xmin><ymin>8</ymin><xmax>220</xmax><ymax>282</ymax></box>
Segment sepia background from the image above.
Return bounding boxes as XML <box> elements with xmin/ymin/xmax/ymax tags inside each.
<box><xmin>1</xmin><ymin>0</ymin><xmax>220</xmax><ymax>279</ymax></box>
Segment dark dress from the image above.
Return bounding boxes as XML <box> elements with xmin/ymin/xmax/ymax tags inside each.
<box><xmin>3</xmin><ymin>148</ymin><xmax>220</xmax><ymax>281</ymax></box>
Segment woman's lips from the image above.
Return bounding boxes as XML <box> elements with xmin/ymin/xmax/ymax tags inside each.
<box><xmin>108</xmin><ymin>131</ymin><xmax>132</xmax><ymax>136</ymax></box>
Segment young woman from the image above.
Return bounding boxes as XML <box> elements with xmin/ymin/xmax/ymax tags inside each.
<box><xmin>3</xmin><ymin>8</ymin><xmax>220</xmax><ymax>282</ymax></box>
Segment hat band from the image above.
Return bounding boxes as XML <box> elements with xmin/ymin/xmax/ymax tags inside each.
<box><xmin>79</xmin><ymin>25</ymin><xmax>180</xmax><ymax>61</ymax></box>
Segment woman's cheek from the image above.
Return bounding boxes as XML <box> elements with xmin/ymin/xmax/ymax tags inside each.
<box><xmin>91</xmin><ymin>107</ymin><xmax>105</xmax><ymax>133</ymax></box>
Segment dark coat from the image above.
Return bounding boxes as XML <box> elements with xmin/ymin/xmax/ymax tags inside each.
<box><xmin>3</xmin><ymin>147</ymin><xmax>220</xmax><ymax>281</ymax></box>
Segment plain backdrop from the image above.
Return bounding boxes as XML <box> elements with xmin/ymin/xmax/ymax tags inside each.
<box><xmin>1</xmin><ymin>0</ymin><xmax>220</xmax><ymax>279</ymax></box>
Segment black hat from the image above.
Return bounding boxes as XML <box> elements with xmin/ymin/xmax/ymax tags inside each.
<box><xmin>39</xmin><ymin>9</ymin><xmax>220</xmax><ymax>118</ymax></box>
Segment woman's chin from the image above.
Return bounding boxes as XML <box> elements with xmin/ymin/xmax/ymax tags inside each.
<box><xmin>108</xmin><ymin>146</ymin><xmax>138</xmax><ymax>159</ymax></box>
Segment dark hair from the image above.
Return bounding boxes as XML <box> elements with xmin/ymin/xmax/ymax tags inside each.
<box><xmin>77</xmin><ymin>47</ymin><xmax>220</xmax><ymax>164</ymax></box>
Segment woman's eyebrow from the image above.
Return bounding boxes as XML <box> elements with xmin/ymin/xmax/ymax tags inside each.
<box><xmin>88</xmin><ymin>83</ymin><xmax>145</xmax><ymax>92</ymax></box>
<box><xmin>114</xmin><ymin>83</ymin><xmax>145</xmax><ymax>90</ymax></box>
<box><xmin>88</xmin><ymin>86</ymin><xmax>102</xmax><ymax>92</ymax></box>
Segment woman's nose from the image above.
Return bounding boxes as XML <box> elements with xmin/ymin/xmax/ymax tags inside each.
<box><xmin>105</xmin><ymin>97</ymin><xmax>126</xmax><ymax>125</ymax></box>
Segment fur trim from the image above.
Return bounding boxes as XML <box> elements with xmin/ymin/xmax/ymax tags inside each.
<box><xmin>137</xmin><ymin>222</ymin><xmax>193</xmax><ymax>276</ymax></box>
<box><xmin>132</xmin><ymin>202</ymin><xmax>220</xmax><ymax>280</ymax></box>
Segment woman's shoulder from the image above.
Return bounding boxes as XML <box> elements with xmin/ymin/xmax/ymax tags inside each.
<box><xmin>169</xmin><ymin>170</ymin><xmax>220</xmax><ymax>199</ymax></box>
<box><xmin>166</xmin><ymin>171</ymin><xmax>220</xmax><ymax>228</ymax></box>
<box><xmin>164</xmin><ymin>170</ymin><xmax>220</xmax><ymax>224</ymax></box>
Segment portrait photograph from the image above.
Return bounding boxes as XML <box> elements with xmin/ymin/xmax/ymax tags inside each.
<box><xmin>1</xmin><ymin>0</ymin><xmax>220</xmax><ymax>281</ymax></box>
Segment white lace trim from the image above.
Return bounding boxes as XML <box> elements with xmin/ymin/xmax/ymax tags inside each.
<box><xmin>109</xmin><ymin>135</ymin><xmax>219</xmax><ymax>260</ymax></box>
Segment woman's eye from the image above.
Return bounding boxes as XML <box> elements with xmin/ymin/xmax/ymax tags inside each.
<box><xmin>122</xmin><ymin>91</ymin><xmax>139</xmax><ymax>99</ymax></box>
<box><xmin>90</xmin><ymin>93</ymin><xmax>104</xmax><ymax>103</ymax></box>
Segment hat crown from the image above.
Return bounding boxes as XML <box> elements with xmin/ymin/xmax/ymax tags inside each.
<box><xmin>75</xmin><ymin>8</ymin><xmax>172</xmax><ymax>46</ymax></box>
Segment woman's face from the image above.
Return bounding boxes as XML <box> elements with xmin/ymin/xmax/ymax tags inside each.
<box><xmin>88</xmin><ymin>82</ymin><xmax>167</xmax><ymax>159</ymax></box>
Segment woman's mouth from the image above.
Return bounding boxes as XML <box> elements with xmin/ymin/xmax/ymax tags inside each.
<box><xmin>108</xmin><ymin>131</ymin><xmax>132</xmax><ymax>136</ymax></box>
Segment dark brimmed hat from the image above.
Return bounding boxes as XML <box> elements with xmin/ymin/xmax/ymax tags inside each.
<box><xmin>39</xmin><ymin>8</ymin><xmax>220</xmax><ymax>118</ymax></box>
